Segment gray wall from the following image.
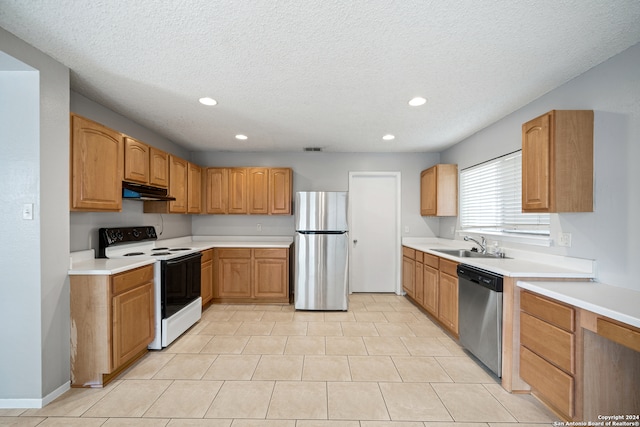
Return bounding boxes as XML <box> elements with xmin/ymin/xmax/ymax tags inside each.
<box><xmin>191</xmin><ymin>151</ymin><xmax>440</xmax><ymax>237</ymax></box>
<box><xmin>441</xmin><ymin>42</ymin><xmax>640</xmax><ymax>291</ymax></box>
<box><xmin>69</xmin><ymin>92</ymin><xmax>192</xmax><ymax>252</ymax></box>
<box><xmin>0</xmin><ymin>28</ymin><xmax>70</xmax><ymax>403</ymax></box>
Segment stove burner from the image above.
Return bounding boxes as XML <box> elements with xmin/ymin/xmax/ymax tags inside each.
<box><xmin>124</xmin><ymin>252</ymin><xmax>145</xmax><ymax>256</ymax></box>
<box><xmin>152</xmin><ymin>247</ymin><xmax>169</xmax><ymax>251</ymax></box>
<box><xmin>170</xmin><ymin>248</ymin><xmax>191</xmax><ymax>251</ymax></box>
<box><xmin>152</xmin><ymin>252</ymin><xmax>171</xmax><ymax>256</ymax></box>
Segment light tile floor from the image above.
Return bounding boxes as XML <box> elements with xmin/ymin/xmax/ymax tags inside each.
<box><xmin>1</xmin><ymin>294</ymin><xmax>559</xmax><ymax>426</ymax></box>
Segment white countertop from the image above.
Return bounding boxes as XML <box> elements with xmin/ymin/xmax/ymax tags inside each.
<box><xmin>402</xmin><ymin>237</ymin><xmax>595</xmax><ymax>278</ymax></box>
<box><xmin>68</xmin><ymin>250</ymin><xmax>156</xmax><ymax>275</ymax></box>
<box><xmin>69</xmin><ymin>236</ymin><xmax>294</xmax><ymax>275</ymax></box>
<box><xmin>517</xmin><ymin>280</ymin><xmax>640</xmax><ymax>329</ymax></box>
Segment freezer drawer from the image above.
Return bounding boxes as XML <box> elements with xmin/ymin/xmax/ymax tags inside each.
<box><xmin>295</xmin><ymin>232</ymin><xmax>348</xmax><ymax>310</ymax></box>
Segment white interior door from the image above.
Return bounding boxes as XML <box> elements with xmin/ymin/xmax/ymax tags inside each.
<box><xmin>348</xmin><ymin>172</ymin><xmax>401</xmax><ymax>293</ymax></box>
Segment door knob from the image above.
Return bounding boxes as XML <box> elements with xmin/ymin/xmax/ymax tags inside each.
<box><xmin>353</xmin><ymin>239</ymin><xmax>358</xmax><ymax>244</ymax></box>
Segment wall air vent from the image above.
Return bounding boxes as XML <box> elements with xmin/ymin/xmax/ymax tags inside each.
<box><xmin>304</xmin><ymin>147</ymin><xmax>323</xmax><ymax>152</ymax></box>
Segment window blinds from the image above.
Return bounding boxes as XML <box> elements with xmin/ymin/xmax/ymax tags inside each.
<box><xmin>460</xmin><ymin>151</ymin><xmax>550</xmax><ymax>234</ymax></box>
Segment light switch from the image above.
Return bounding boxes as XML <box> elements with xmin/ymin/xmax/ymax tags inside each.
<box><xmin>22</xmin><ymin>203</ymin><xmax>34</xmax><ymax>220</ymax></box>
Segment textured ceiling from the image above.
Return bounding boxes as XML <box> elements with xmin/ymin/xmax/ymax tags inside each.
<box><xmin>1</xmin><ymin>1</ymin><xmax>640</xmax><ymax>153</ymax></box>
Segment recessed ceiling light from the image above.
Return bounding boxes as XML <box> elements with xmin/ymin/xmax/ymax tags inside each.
<box><xmin>235</xmin><ymin>134</ymin><xmax>248</xmax><ymax>140</ymax></box>
<box><xmin>408</xmin><ymin>97</ymin><xmax>427</xmax><ymax>106</ymax></box>
<box><xmin>382</xmin><ymin>134</ymin><xmax>395</xmax><ymax>141</ymax></box>
<box><xmin>199</xmin><ymin>97</ymin><xmax>217</xmax><ymax>106</ymax></box>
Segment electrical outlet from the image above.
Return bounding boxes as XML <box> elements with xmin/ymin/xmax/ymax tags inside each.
<box><xmin>558</xmin><ymin>232</ymin><xmax>572</xmax><ymax>247</ymax></box>
<box><xmin>257</xmin><ymin>223</ymin><xmax>262</xmax><ymax>232</ymax></box>
<box><xmin>404</xmin><ymin>226</ymin><xmax>410</xmax><ymax>233</ymax></box>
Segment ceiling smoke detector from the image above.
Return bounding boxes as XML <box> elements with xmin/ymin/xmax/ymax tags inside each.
<box><xmin>303</xmin><ymin>147</ymin><xmax>323</xmax><ymax>152</ymax></box>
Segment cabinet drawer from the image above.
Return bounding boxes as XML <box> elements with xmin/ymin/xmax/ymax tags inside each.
<box><xmin>520</xmin><ymin>345</ymin><xmax>574</xmax><ymax>418</ymax></box>
<box><xmin>423</xmin><ymin>253</ymin><xmax>439</xmax><ymax>268</ymax></box>
<box><xmin>521</xmin><ymin>312</ymin><xmax>574</xmax><ymax>374</ymax></box>
<box><xmin>216</xmin><ymin>248</ymin><xmax>252</xmax><ymax>258</ymax></box>
<box><xmin>112</xmin><ymin>265</ymin><xmax>154</xmax><ymax>296</ymax></box>
<box><xmin>439</xmin><ymin>258</ymin><xmax>458</xmax><ymax>277</ymax></box>
<box><xmin>201</xmin><ymin>249</ymin><xmax>213</xmax><ymax>262</ymax></box>
<box><xmin>402</xmin><ymin>247</ymin><xmax>415</xmax><ymax>259</ymax></box>
<box><xmin>254</xmin><ymin>248</ymin><xmax>288</xmax><ymax>259</ymax></box>
<box><xmin>597</xmin><ymin>317</ymin><xmax>640</xmax><ymax>353</ymax></box>
<box><xmin>521</xmin><ymin>290</ymin><xmax>575</xmax><ymax>332</ymax></box>
<box><xmin>414</xmin><ymin>251</ymin><xmax>423</xmax><ymax>263</ymax></box>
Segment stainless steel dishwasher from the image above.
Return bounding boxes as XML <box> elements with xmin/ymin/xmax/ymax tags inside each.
<box><xmin>457</xmin><ymin>264</ymin><xmax>504</xmax><ymax>377</ymax></box>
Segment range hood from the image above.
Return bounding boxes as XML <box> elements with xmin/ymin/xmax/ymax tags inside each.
<box><xmin>122</xmin><ymin>182</ymin><xmax>176</xmax><ymax>201</ymax></box>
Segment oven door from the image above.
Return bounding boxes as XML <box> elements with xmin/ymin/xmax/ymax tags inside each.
<box><xmin>161</xmin><ymin>252</ymin><xmax>202</xmax><ymax>318</ymax></box>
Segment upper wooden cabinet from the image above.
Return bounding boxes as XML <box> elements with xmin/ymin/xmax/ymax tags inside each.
<box><xmin>144</xmin><ymin>155</ymin><xmax>201</xmax><ymax>214</ymax></box>
<box><xmin>123</xmin><ymin>137</ymin><xmax>149</xmax><ymax>185</ymax></box>
<box><xmin>149</xmin><ymin>147</ymin><xmax>169</xmax><ymax>188</ymax></box>
<box><xmin>269</xmin><ymin>168</ymin><xmax>293</xmax><ymax>215</ymax></box>
<box><xmin>228</xmin><ymin>168</ymin><xmax>248</xmax><ymax>214</ymax></box>
<box><xmin>205</xmin><ymin>167</ymin><xmax>292</xmax><ymax>215</ymax></box>
<box><xmin>70</xmin><ymin>114</ymin><xmax>123</xmax><ymax>211</ymax></box>
<box><xmin>205</xmin><ymin>168</ymin><xmax>229</xmax><ymax>214</ymax></box>
<box><xmin>123</xmin><ymin>138</ymin><xmax>169</xmax><ymax>189</ymax></box>
<box><xmin>168</xmin><ymin>155</ymin><xmax>188</xmax><ymax>213</ymax></box>
<box><xmin>522</xmin><ymin>110</ymin><xmax>594</xmax><ymax>213</ymax></box>
<box><xmin>187</xmin><ymin>162</ymin><xmax>202</xmax><ymax>214</ymax></box>
<box><xmin>248</xmin><ymin>167</ymin><xmax>269</xmax><ymax>214</ymax></box>
<box><xmin>420</xmin><ymin>164</ymin><xmax>458</xmax><ymax>216</ymax></box>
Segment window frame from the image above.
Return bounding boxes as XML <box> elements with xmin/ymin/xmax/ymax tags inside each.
<box><xmin>458</xmin><ymin>150</ymin><xmax>552</xmax><ymax>246</ymax></box>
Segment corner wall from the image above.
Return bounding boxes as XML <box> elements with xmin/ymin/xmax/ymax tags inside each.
<box><xmin>0</xmin><ymin>27</ymin><xmax>70</xmax><ymax>405</ymax></box>
<box><xmin>441</xmin><ymin>42</ymin><xmax>640</xmax><ymax>290</ymax></box>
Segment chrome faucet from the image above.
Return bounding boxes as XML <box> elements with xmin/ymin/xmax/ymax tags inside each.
<box><xmin>464</xmin><ymin>235</ymin><xmax>487</xmax><ymax>254</ymax></box>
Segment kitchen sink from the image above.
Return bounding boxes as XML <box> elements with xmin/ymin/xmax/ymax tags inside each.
<box><xmin>431</xmin><ymin>249</ymin><xmax>510</xmax><ymax>259</ymax></box>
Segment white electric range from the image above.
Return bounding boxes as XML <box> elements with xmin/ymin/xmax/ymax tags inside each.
<box><xmin>98</xmin><ymin>226</ymin><xmax>202</xmax><ymax>349</ymax></box>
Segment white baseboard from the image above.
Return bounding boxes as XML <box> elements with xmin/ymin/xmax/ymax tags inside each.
<box><xmin>0</xmin><ymin>381</ymin><xmax>70</xmax><ymax>409</ymax></box>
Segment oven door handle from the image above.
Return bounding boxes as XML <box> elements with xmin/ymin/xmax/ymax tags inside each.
<box><xmin>163</xmin><ymin>252</ymin><xmax>202</xmax><ymax>266</ymax></box>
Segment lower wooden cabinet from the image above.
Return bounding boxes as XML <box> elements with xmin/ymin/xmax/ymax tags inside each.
<box><xmin>70</xmin><ymin>264</ymin><xmax>155</xmax><ymax>387</ymax></box>
<box><xmin>213</xmin><ymin>247</ymin><xmax>290</xmax><ymax>303</ymax></box>
<box><xmin>402</xmin><ymin>246</ymin><xmax>458</xmax><ymax>336</ymax></box>
<box><xmin>200</xmin><ymin>249</ymin><xmax>213</xmax><ymax>306</ymax></box>
<box><xmin>402</xmin><ymin>247</ymin><xmax>416</xmax><ymax>298</ymax></box>
<box><xmin>437</xmin><ymin>258</ymin><xmax>459</xmax><ymax>335</ymax></box>
<box><xmin>519</xmin><ymin>290</ymin><xmax>576</xmax><ymax>419</ymax></box>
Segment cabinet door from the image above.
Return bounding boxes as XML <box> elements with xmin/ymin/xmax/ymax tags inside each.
<box><xmin>111</xmin><ymin>282</ymin><xmax>154</xmax><ymax>370</ymax></box>
<box><xmin>414</xmin><ymin>257</ymin><xmax>424</xmax><ymax>306</ymax></box>
<box><xmin>70</xmin><ymin>114</ymin><xmax>123</xmax><ymax>211</ymax></box>
<box><xmin>149</xmin><ymin>147</ymin><xmax>169</xmax><ymax>188</ymax></box>
<box><xmin>402</xmin><ymin>256</ymin><xmax>415</xmax><ymax>297</ymax></box>
<box><xmin>206</xmin><ymin>168</ymin><xmax>229</xmax><ymax>214</ymax></box>
<box><xmin>187</xmin><ymin>162</ymin><xmax>202</xmax><ymax>214</ymax></box>
<box><xmin>228</xmin><ymin>168</ymin><xmax>247</xmax><ymax>214</ymax></box>
<box><xmin>423</xmin><ymin>264</ymin><xmax>439</xmax><ymax>317</ymax></box>
<box><xmin>123</xmin><ymin>137</ymin><xmax>149</xmax><ymax>184</ymax></box>
<box><xmin>438</xmin><ymin>272</ymin><xmax>458</xmax><ymax>335</ymax></box>
<box><xmin>168</xmin><ymin>155</ymin><xmax>188</xmax><ymax>213</ymax></box>
<box><xmin>214</xmin><ymin>249</ymin><xmax>252</xmax><ymax>298</ymax></box>
<box><xmin>253</xmin><ymin>253</ymin><xmax>288</xmax><ymax>299</ymax></box>
<box><xmin>200</xmin><ymin>250</ymin><xmax>213</xmax><ymax>306</ymax></box>
<box><xmin>269</xmin><ymin>168</ymin><xmax>292</xmax><ymax>215</ymax></box>
<box><xmin>248</xmin><ymin>167</ymin><xmax>269</xmax><ymax>214</ymax></box>
<box><xmin>522</xmin><ymin>112</ymin><xmax>551</xmax><ymax>211</ymax></box>
<box><xmin>420</xmin><ymin>167</ymin><xmax>437</xmax><ymax>216</ymax></box>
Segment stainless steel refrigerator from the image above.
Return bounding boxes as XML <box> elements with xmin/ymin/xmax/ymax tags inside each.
<box><xmin>294</xmin><ymin>191</ymin><xmax>349</xmax><ymax>311</ymax></box>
